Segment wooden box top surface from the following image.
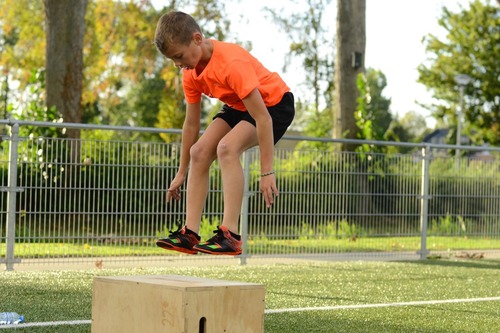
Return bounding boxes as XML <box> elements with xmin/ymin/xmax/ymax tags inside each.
<box><xmin>94</xmin><ymin>274</ymin><xmax>265</xmax><ymax>291</ymax></box>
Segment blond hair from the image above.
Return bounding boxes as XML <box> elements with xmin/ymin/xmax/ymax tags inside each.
<box><xmin>154</xmin><ymin>11</ymin><xmax>202</xmax><ymax>55</ymax></box>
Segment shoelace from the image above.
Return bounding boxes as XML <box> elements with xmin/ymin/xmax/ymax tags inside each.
<box><xmin>210</xmin><ymin>227</ymin><xmax>227</xmax><ymax>243</ymax></box>
<box><xmin>168</xmin><ymin>223</ymin><xmax>184</xmax><ymax>237</ymax></box>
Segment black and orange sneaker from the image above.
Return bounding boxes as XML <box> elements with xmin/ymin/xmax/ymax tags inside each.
<box><xmin>156</xmin><ymin>225</ymin><xmax>200</xmax><ymax>255</ymax></box>
<box><xmin>194</xmin><ymin>226</ymin><xmax>242</xmax><ymax>256</ymax></box>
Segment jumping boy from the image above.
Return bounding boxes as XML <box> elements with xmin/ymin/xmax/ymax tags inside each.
<box><xmin>154</xmin><ymin>11</ymin><xmax>294</xmax><ymax>256</ymax></box>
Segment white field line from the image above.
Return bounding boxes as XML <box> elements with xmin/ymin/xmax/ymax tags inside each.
<box><xmin>1</xmin><ymin>296</ymin><xmax>499</xmax><ymax>329</ymax></box>
<box><xmin>265</xmin><ymin>296</ymin><xmax>500</xmax><ymax>314</ymax></box>
<box><xmin>0</xmin><ymin>320</ymin><xmax>91</xmax><ymax>329</ymax></box>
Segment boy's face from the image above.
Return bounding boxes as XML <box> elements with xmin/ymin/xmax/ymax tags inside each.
<box><xmin>164</xmin><ymin>33</ymin><xmax>202</xmax><ymax>70</ymax></box>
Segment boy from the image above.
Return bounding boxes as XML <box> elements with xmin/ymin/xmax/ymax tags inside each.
<box><xmin>154</xmin><ymin>11</ymin><xmax>294</xmax><ymax>255</ymax></box>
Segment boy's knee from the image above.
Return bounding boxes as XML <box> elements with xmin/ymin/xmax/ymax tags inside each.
<box><xmin>216</xmin><ymin>141</ymin><xmax>236</xmax><ymax>161</ymax></box>
<box><xmin>190</xmin><ymin>143</ymin><xmax>213</xmax><ymax>164</ymax></box>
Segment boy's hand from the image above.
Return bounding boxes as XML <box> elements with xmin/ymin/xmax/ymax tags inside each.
<box><xmin>260</xmin><ymin>174</ymin><xmax>279</xmax><ymax>208</ymax></box>
<box><xmin>167</xmin><ymin>173</ymin><xmax>186</xmax><ymax>202</ymax></box>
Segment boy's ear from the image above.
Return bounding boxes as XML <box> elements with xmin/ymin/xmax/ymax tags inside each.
<box><xmin>192</xmin><ymin>32</ymin><xmax>203</xmax><ymax>45</ymax></box>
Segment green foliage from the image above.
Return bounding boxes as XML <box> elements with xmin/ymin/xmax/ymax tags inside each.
<box><xmin>18</xmin><ymin>69</ymin><xmax>61</xmax><ymax>136</ymax></box>
<box><xmin>14</xmin><ymin>69</ymin><xmax>66</xmax><ymax>176</ymax></box>
<box><xmin>428</xmin><ymin>213</ymin><xmax>468</xmax><ymax>236</ymax></box>
<box><xmin>355</xmin><ymin>72</ymin><xmax>373</xmax><ymax>153</ymax></box>
<box><xmin>266</xmin><ymin>0</ymin><xmax>334</xmax><ymax>112</ymax></box>
<box><xmin>296</xmin><ymin>221</ymin><xmax>366</xmax><ymax>241</ymax></box>
<box><xmin>365</xmin><ymin>69</ymin><xmax>392</xmax><ymax>138</ymax></box>
<box><xmin>337</xmin><ymin>220</ymin><xmax>367</xmax><ymax>240</ymax></box>
<box><xmin>384</xmin><ymin>111</ymin><xmax>430</xmax><ymax>153</ymax></box>
<box><xmin>190</xmin><ymin>0</ymin><xmax>230</xmax><ymax>41</ymax></box>
<box><xmin>0</xmin><ymin>0</ymin><xmax>45</xmax><ymax>86</ymax></box>
<box><xmin>16</xmin><ymin>135</ymin><xmax>179</xmax><ymax>232</ymax></box>
<box><xmin>0</xmin><ymin>0</ymin><xmax>233</xmax><ymax>144</ymax></box>
<box><xmin>83</xmin><ymin>0</ymin><xmax>232</xmax><ymax>134</ymax></box>
<box><xmin>417</xmin><ymin>0</ymin><xmax>500</xmax><ymax>144</ymax></box>
<box><xmin>100</xmin><ymin>71</ymin><xmax>169</xmax><ymax>142</ymax></box>
<box><xmin>292</xmin><ymin>68</ymin><xmax>392</xmax><ymax>152</ymax></box>
<box><xmin>156</xmin><ymin>68</ymin><xmax>185</xmax><ymax>142</ymax></box>
<box><xmin>267</xmin><ymin>145</ymin><xmax>500</xmax><ymax>238</ymax></box>
<box><xmin>10</xmin><ymin>130</ymin><xmax>500</xmax><ymax>245</ymax></box>
<box><xmin>297</xmin><ymin>222</ymin><xmax>316</xmax><ymax>240</ymax></box>
<box><xmin>385</xmin><ymin>112</ymin><xmax>429</xmax><ymax>142</ymax></box>
<box><xmin>83</xmin><ymin>0</ymin><xmax>164</xmax><ymax>110</ymax></box>
<box><xmin>355</xmin><ymin>69</ymin><xmax>393</xmax><ymax>153</ymax></box>
<box><xmin>198</xmin><ymin>216</ymin><xmax>222</xmax><ymax>238</ymax></box>
<box><xmin>156</xmin><ymin>216</ymin><xmax>221</xmax><ymax>239</ymax></box>
<box><xmin>294</xmin><ymin>101</ymin><xmax>334</xmax><ymax>150</ymax></box>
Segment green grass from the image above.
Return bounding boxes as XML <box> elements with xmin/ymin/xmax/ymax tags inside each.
<box><xmin>2</xmin><ymin>236</ymin><xmax>499</xmax><ymax>258</ymax></box>
<box><xmin>1</xmin><ymin>260</ymin><xmax>500</xmax><ymax>332</ymax></box>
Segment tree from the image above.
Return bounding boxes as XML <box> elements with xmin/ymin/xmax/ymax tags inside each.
<box><xmin>354</xmin><ymin>69</ymin><xmax>392</xmax><ymax>153</ymax></box>
<box><xmin>83</xmin><ymin>0</ymin><xmax>162</xmax><ymax>126</ymax></box>
<box><xmin>43</xmin><ymin>0</ymin><xmax>88</xmax><ymax>142</ymax></box>
<box><xmin>398</xmin><ymin>111</ymin><xmax>429</xmax><ymax>140</ymax></box>
<box><xmin>0</xmin><ymin>25</ymin><xmax>18</xmax><ymax>120</ymax></box>
<box><xmin>156</xmin><ymin>67</ymin><xmax>185</xmax><ymax>142</ymax></box>
<box><xmin>364</xmin><ymin>69</ymin><xmax>392</xmax><ymax>140</ymax></box>
<box><xmin>266</xmin><ymin>0</ymin><xmax>334</xmax><ymax>113</ymax></box>
<box><xmin>1</xmin><ymin>0</ymin><xmax>231</xmax><ymax>138</ymax></box>
<box><xmin>295</xmin><ymin>67</ymin><xmax>390</xmax><ymax>152</ymax></box>
<box><xmin>0</xmin><ymin>0</ymin><xmax>45</xmax><ymax>119</ymax></box>
<box><xmin>334</xmin><ymin>0</ymin><xmax>366</xmax><ymax>150</ymax></box>
<box><xmin>355</xmin><ymin>69</ymin><xmax>392</xmax><ymax>143</ymax></box>
<box><xmin>84</xmin><ymin>0</ymin><xmax>230</xmax><ymax>135</ymax></box>
<box><xmin>0</xmin><ymin>0</ymin><xmax>45</xmax><ymax>80</ymax></box>
<box><xmin>417</xmin><ymin>0</ymin><xmax>500</xmax><ymax>145</ymax></box>
<box><xmin>384</xmin><ymin>111</ymin><xmax>429</xmax><ymax>153</ymax></box>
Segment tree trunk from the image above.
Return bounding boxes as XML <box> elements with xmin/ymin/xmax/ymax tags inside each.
<box><xmin>334</xmin><ymin>0</ymin><xmax>366</xmax><ymax>150</ymax></box>
<box><xmin>44</xmin><ymin>0</ymin><xmax>87</xmax><ymax>143</ymax></box>
<box><xmin>44</xmin><ymin>1</ymin><xmax>87</xmax><ymax>227</ymax></box>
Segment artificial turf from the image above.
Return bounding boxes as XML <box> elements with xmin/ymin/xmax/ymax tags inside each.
<box><xmin>1</xmin><ymin>259</ymin><xmax>499</xmax><ymax>332</ymax></box>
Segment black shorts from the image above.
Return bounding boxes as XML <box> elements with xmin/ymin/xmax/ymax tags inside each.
<box><xmin>213</xmin><ymin>92</ymin><xmax>295</xmax><ymax>144</ymax></box>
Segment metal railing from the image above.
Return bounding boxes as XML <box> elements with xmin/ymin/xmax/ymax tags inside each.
<box><xmin>1</xmin><ymin>120</ymin><xmax>499</xmax><ymax>270</ymax></box>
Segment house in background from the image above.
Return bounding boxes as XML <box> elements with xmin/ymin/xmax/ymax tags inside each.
<box><xmin>422</xmin><ymin>128</ymin><xmax>470</xmax><ymax>146</ymax></box>
<box><xmin>422</xmin><ymin>128</ymin><xmax>493</xmax><ymax>161</ymax></box>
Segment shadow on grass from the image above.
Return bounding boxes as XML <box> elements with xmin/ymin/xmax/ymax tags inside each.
<box><xmin>267</xmin><ymin>290</ymin><xmax>354</xmax><ymax>303</ymax></box>
<box><xmin>264</xmin><ymin>310</ymin><xmax>465</xmax><ymax>333</ymax></box>
<box><xmin>400</xmin><ymin>258</ymin><xmax>500</xmax><ymax>270</ymax></box>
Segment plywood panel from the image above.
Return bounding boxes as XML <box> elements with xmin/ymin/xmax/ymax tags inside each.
<box><xmin>91</xmin><ymin>275</ymin><xmax>265</xmax><ymax>333</ymax></box>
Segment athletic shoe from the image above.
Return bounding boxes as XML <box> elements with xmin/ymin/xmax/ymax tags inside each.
<box><xmin>156</xmin><ymin>225</ymin><xmax>200</xmax><ymax>255</ymax></box>
<box><xmin>194</xmin><ymin>226</ymin><xmax>242</xmax><ymax>255</ymax></box>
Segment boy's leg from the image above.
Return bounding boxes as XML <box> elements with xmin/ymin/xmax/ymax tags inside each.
<box><xmin>193</xmin><ymin>121</ymin><xmax>257</xmax><ymax>255</ymax></box>
<box><xmin>157</xmin><ymin>119</ymin><xmax>231</xmax><ymax>254</ymax></box>
<box><xmin>194</xmin><ymin>94</ymin><xmax>294</xmax><ymax>254</ymax></box>
<box><xmin>216</xmin><ymin>121</ymin><xmax>258</xmax><ymax>233</ymax></box>
<box><xmin>184</xmin><ymin>119</ymin><xmax>232</xmax><ymax>233</ymax></box>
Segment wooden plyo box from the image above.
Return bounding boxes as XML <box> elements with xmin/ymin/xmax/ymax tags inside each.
<box><xmin>91</xmin><ymin>275</ymin><xmax>265</xmax><ymax>333</ymax></box>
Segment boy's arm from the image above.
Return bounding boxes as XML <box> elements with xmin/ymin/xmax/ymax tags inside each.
<box><xmin>167</xmin><ymin>101</ymin><xmax>201</xmax><ymax>202</ymax></box>
<box><xmin>178</xmin><ymin>102</ymin><xmax>202</xmax><ymax>175</ymax></box>
<box><xmin>242</xmin><ymin>88</ymin><xmax>278</xmax><ymax>208</ymax></box>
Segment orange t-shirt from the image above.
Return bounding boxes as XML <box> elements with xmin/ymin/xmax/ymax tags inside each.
<box><xmin>182</xmin><ymin>40</ymin><xmax>290</xmax><ymax>111</ymax></box>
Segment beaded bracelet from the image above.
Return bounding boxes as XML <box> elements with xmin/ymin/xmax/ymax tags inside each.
<box><xmin>261</xmin><ymin>171</ymin><xmax>275</xmax><ymax>177</ymax></box>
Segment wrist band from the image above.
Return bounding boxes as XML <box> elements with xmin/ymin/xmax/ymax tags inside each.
<box><xmin>261</xmin><ymin>171</ymin><xmax>275</xmax><ymax>177</ymax></box>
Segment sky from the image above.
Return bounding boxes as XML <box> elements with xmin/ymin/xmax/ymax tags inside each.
<box><xmin>154</xmin><ymin>0</ymin><xmax>474</xmax><ymax>128</ymax></box>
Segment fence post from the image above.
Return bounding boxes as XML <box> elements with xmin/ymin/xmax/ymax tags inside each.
<box><xmin>5</xmin><ymin>123</ymin><xmax>20</xmax><ymax>271</ymax></box>
<box><xmin>239</xmin><ymin>149</ymin><xmax>252</xmax><ymax>265</ymax></box>
<box><xmin>418</xmin><ymin>145</ymin><xmax>431</xmax><ymax>260</ymax></box>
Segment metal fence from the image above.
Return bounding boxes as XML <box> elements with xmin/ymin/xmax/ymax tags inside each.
<box><xmin>1</xmin><ymin>120</ymin><xmax>500</xmax><ymax>270</ymax></box>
